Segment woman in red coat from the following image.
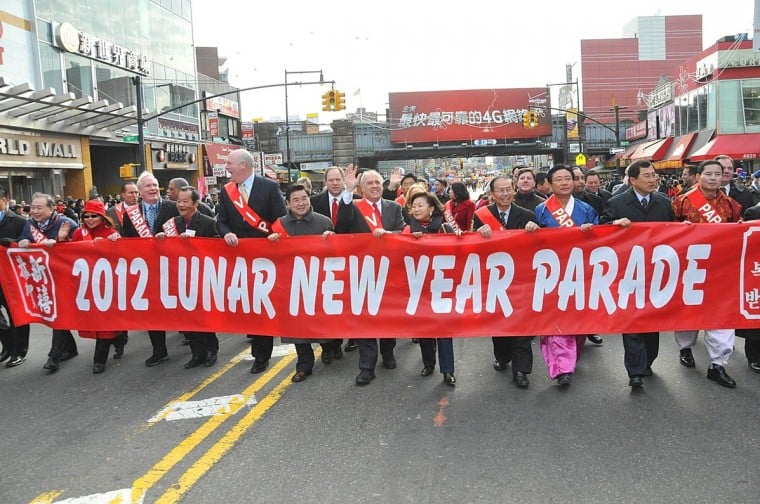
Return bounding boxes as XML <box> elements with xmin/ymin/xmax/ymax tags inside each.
<box><xmin>66</xmin><ymin>200</ymin><xmax>125</xmax><ymax>374</ymax></box>
<box><xmin>445</xmin><ymin>181</ymin><xmax>475</xmax><ymax>231</ymax></box>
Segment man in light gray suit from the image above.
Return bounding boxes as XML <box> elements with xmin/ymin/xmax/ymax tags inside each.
<box><xmin>344</xmin><ymin>168</ymin><xmax>406</xmax><ymax>385</ymax></box>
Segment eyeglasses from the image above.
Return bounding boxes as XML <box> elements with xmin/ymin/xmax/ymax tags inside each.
<box><xmin>82</xmin><ymin>214</ymin><xmax>101</xmax><ymax>219</ymax></box>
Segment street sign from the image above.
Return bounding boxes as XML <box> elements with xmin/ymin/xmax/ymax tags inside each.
<box><xmin>473</xmin><ymin>139</ymin><xmax>497</xmax><ymax>146</ymax></box>
<box><xmin>610</xmin><ymin>147</ymin><xmax>625</xmax><ymax>154</ymax></box>
<box><xmin>575</xmin><ymin>153</ymin><xmax>587</xmax><ymax>166</ymax></box>
<box><xmin>620</xmin><ymin>141</ymin><xmax>630</xmax><ymax>146</ymax></box>
<box><xmin>122</xmin><ymin>135</ymin><xmax>138</xmax><ymax>142</ymax></box>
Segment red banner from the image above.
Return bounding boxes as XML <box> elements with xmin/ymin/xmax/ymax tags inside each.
<box><xmin>1</xmin><ymin>223</ymin><xmax>760</xmax><ymax>337</ymax></box>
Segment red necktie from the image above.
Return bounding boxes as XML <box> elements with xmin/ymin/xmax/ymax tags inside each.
<box><xmin>331</xmin><ymin>198</ymin><xmax>338</xmax><ymax>226</ymax></box>
<box><xmin>372</xmin><ymin>202</ymin><xmax>381</xmax><ymax>220</ymax></box>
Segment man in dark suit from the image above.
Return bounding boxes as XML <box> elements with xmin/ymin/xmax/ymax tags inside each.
<box><xmin>106</xmin><ymin>181</ymin><xmax>139</xmax><ymax>234</ymax></box>
<box><xmin>601</xmin><ymin>160</ymin><xmax>675</xmax><ymax>388</ymax></box>
<box><xmin>0</xmin><ymin>188</ymin><xmax>30</xmax><ymax>367</ymax></box>
<box><xmin>572</xmin><ymin>166</ymin><xmax>604</xmax><ymax>216</ymax></box>
<box><xmin>121</xmin><ymin>172</ymin><xmax>179</xmax><ymax>366</ymax></box>
<box><xmin>584</xmin><ymin>170</ymin><xmax>613</xmax><ymax>204</ymax></box>
<box><xmin>344</xmin><ymin>167</ymin><xmax>406</xmax><ymax>386</ymax></box>
<box><xmin>217</xmin><ymin>149</ymin><xmax>287</xmax><ymax>374</ymax></box>
<box><xmin>157</xmin><ymin>186</ymin><xmax>220</xmax><ymax>369</ymax></box>
<box><xmin>167</xmin><ymin>177</ymin><xmax>215</xmax><ymax>217</ymax></box>
<box><xmin>310</xmin><ymin>166</ymin><xmax>356</xmax><ymax>358</ymax></box>
<box><xmin>472</xmin><ymin>176</ymin><xmax>537</xmax><ymax>388</ymax></box>
<box><xmin>716</xmin><ymin>155</ymin><xmax>753</xmax><ymax>213</ymax></box>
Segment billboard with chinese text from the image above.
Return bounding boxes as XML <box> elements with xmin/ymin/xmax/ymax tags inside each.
<box><xmin>389</xmin><ymin>88</ymin><xmax>551</xmax><ymax>143</ymax></box>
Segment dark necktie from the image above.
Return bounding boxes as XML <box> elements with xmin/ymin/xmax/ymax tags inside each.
<box><xmin>331</xmin><ymin>198</ymin><xmax>339</xmax><ymax>226</ymax></box>
<box><xmin>499</xmin><ymin>211</ymin><xmax>508</xmax><ymax>227</ymax></box>
<box><xmin>146</xmin><ymin>204</ymin><xmax>157</xmax><ymax>229</ymax></box>
<box><xmin>641</xmin><ymin>197</ymin><xmax>648</xmax><ymax>208</ymax></box>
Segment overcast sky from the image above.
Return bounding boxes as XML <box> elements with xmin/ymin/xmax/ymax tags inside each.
<box><xmin>191</xmin><ymin>0</ymin><xmax>756</xmax><ymax>123</ymax></box>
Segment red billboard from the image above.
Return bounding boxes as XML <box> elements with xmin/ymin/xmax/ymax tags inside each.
<box><xmin>389</xmin><ymin>88</ymin><xmax>551</xmax><ymax>143</ymax></box>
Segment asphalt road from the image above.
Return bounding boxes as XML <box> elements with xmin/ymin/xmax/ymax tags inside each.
<box><xmin>1</xmin><ymin>326</ymin><xmax>759</xmax><ymax>504</ymax></box>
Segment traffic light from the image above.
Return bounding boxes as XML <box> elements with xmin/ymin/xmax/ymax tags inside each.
<box><xmin>530</xmin><ymin>111</ymin><xmax>539</xmax><ymax>127</ymax></box>
<box><xmin>522</xmin><ymin>111</ymin><xmax>531</xmax><ymax>128</ymax></box>
<box><xmin>321</xmin><ymin>91</ymin><xmax>332</xmax><ymax>111</ymax></box>
<box><xmin>522</xmin><ymin>110</ymin><xmax>539</xmax><ymax>128</ymax></box>
<box><xmin>334</xmin><ymin>90</ymin><xmax>346</xmax><ymax>111</ymax></box>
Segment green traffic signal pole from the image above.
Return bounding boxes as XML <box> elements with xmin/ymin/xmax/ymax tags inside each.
<box><xmin>131</xmin><ymin>77</ymin><xmax>335</xmax><ymax>173</ymax></box>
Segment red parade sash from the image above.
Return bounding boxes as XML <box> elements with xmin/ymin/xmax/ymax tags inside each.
<box><xmin>224</xmin><ymin>182</ymin><xmax>272</xmax><ymax>234</ymax></box>
<box><xmin>114</xmin><ymin>202</ymin><xmax>126</xmax><ymax>226</ymax></box>
<box><xmin>271</xmin><ymin>219</ymin><xmax>290</xmax><ymax>237</ymax></box>
<box><xmin>162</xmin><ymin>218</ymin><xmax>180</xmax><ymax>237</ymax></box>
<box><xmin>355</xmin><ymin>200</ymin><xmax>384</xmax><ymax>232</ymax></box>
<box><xmin>443</xmin><ymin>201</ymin><xmax>463</xmax><ymax>233</ymax></box>
<box><xmin>544</xmin><ymin>195</ymin><xmax>576</xmax><ymax>227</ymax></box>
<box><xmin>125</xmin><ymin>204</ymin><xmax>153</xmax><ymax>238</ymax></box>
<box><xmin>474</xmin><ymin>206</ymin><xmax>504</xmax><ymax>231</ymax></box>
<box><xmin>685</xmin><ymin>188</ymin><xmax>723</xmax><ymax>223</ymax></box>
<box><xmin>29</xmin><ymin>224</ymin><xmax>47</xmax><ymax>244</ymax></box>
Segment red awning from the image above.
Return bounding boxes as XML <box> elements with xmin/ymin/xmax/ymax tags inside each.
<box><xmin>203</xmin><ymin>143</ymin><xmax>240</xmax><ymax>167</ymax></box>
<box><xmin>690</xmin><ymin>133</ymin><xmax>760</xmax><ymax>161</ymax></box>
<box><xmin>663</xmin><ymin>133</ymin><xmax>696</xmax><ymax>161</ymax></box>
<box><xmin>628</xmin><ymin>137</ymin><xmax>673</xmax><ymax>161</ymax></box>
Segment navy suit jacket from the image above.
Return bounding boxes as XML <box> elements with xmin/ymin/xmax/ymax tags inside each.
<box><xmin>345</xmin><ymin>199</ymin><xmax>406</xmax><ymax>233</ymax></box>
<box><xmin>120</xmin><ymin>199</ymin><xmax>179</xmax><ymax>237</ymax></box>
<box><xmin>472</xmin><ymin>203</ymin><xmax>537</xmax><ymax>231</ymax></box>
<box><xmin>601</xmin><ymin>189</ymin><xmax>675</xmax><ymax>223</ymax></box>
<box><xmin>216</xmin><ymin>176</ymin><xmax>286</xmax><ymax>238</ymax></box>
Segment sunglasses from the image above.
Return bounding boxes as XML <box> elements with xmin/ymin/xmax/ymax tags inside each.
<box><xmin>82</xmin><ymin>214</ymin><xmax>101</xmax><ymax>219</ymax></box>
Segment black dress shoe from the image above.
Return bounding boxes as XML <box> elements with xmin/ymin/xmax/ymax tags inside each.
<box><xmin>291</xmin><ymin>369</ymin><xmax>313</xmax><ymax>382</ymax></box>
<box><xmin>321</xmin><ymin>350</ymin><xmax>333</xmax><ymax>365</ymax></box>
<box><xmin>184</xmin><ymin>357</ymin><xmax>204</xmax><ymax>369</ymax></box>
<box><xmin>5</xmin><ymin>356</ymin><xmax>25</xmax><ymax>367</ymax></box>
<box><xmin>355</xmin><ymin>369</ymin><xmax>375</xmax><ymax>385</ymax></box>
<box><xmin>513</xmin><ymin>371</ymin><xmax>530</xmax><ymax>388</ymax></box>
<box><xmin>205</xmin><ymin>352</ymin><xmax>217</xmax><ymax>367</ymax></box>
<box><xmin>587</xmin><ymin>335</ymin><xmax>603</xmax><ymax>345</ymax></box>
<box><xmin>629</xmin><ymin>376</ymin><xmax>644</xmax><ymax>388</ymax></box>
<box><xmin>93</xmin><ymin>363</ymin><xmax>106</xmax><ymax>374</ymax></box>
<box><xmin>557</xmin><ymin>373</ymin><xmax>572</xmax><ymax>386</ymax></box>
<box><xmin>443</xmin><ymin>372</ymin><xmax>456</xmax><ymax>386</ymax></box>
<box><xmin>493</xmin><ymin>360</ymin><xmax>508</xmax><ymax>372</ymax></box>
<box><xmin>43</xmin><ymin>358</ymin><xmax>59</xmax><ymax>372</ymax></box>
<box><xmin>749</xmin><ymin>362</ymin><xmax>760</xmax><ymax>374</ymax></box>
<box><xmin>679</xmin><ymin>348</ymin><xmax>696</xmax><ymax>368</ymax></box>
<box><xmin>60</xmin><ymin>350</ymin><xmax>78</xmax><ymax>361</ymax></box>
<box><xmin>421</xmin><ymin>365</ymin><xmax>435</xmax><ymax>376</ymax></box>
<box><xmin>113</xmin><ymin>343</ymin><xmax>125</xmax><ymax>359</ymax></box>
<box><xmin>707</xmin><ymin>364</ymin><xmax>736</xmax><ymax>388</ymax></box>
<box><xmin>344</xmin><ymin>340</ymin><xmax>358</xmax><ymax>352</ymax></box>
<box><xmin>250</xmin><ymin>359</ymin><xmax>269</xmax><ymax>374</ymax></box>
<box><xmin>145</xmin><ymin>354</ymin><xmax>169</xmax><ymax>367</ymax></box>
<box><xmin>382</xmin><ymin>358</ymin><xmax>397</xmax><ymax>369</ymax></box>
<box><xmin>0</xmin><ymin>350</ymin><xmax>10</xmax><ymax>363</ymax></box>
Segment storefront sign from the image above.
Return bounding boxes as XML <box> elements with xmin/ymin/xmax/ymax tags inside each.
<box><xmin>0</xmin><ymin>132</ymin><xmax>83</xmax><ymax>168</ymax></box>
<box><xmin>55</xmin><ymin>22</ymin><xmax>150</xmax><ymax>76</ymax></box>
<box><xmin>152</xmin><ymin>142</ymin><xmax>197</xmax><ymax>170</ymax></box>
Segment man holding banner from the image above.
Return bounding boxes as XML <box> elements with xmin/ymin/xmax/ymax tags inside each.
<box><xmin>473</xmin><ymin>176</ymin><xmax>537</xmax><ymax>388</ymax></box>
<box><xmin>120</xmin><ymin>172</ymin><xmax>179</xmax><ymax>367</ymax></box>
<box><xmin>672</xmin><ymin>159</ymin><xmax>742</xmax><ymax>388</ymax></box>
<box><xmin>527</xmin><ymin>165</ymin><xmax>598</xmax><ymax>387</ymax></box>
<box><xmin>217</xmin><ymin>149</ymin><xmax>286</xmax><ymax>374</ymax></box>
<box><xmin>602</xmin><ymin>160</ymin><xmax>676</xmax><ymax>388</ymax></box>
<box><xmin>344</xmin><ymin>167</ymin><xmax>405</xmax><ymax>386</ymax></box>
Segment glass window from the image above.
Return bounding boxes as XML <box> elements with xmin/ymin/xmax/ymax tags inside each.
<box><xmin>36</xmin><ymin>0</ymin><xmax>53</xmax><ymax>20</ymax></box>
<box><xmin>94</xmin><ymin>62</ymin><xmax>134</xmax><ymax>106</ymax></box>
<box><xmin>39</xmin><ymin>43</ymin><xmax>64</xmax><ymax>94</ymax></box>
<box><xmin>64</xmin><ymin>54</ymin><xmax>94</xmax><ymax>98</ymax></box>
<box><xmin>741</xmin><ymin>80</ymin><xmax>760</xmax><ymax>132</ymax></box>
<box><xmin>37</xmin><ymin>19</ymin><xmax>53</xmax><ymax>44</ymax></box>
<box><xmin>718</xmin><ymin>80</ymin><xmax>744</xmax><ymax>134</ymax></box>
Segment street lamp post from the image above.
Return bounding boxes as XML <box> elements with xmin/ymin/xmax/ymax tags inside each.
<box><xmin>610</xmin><ymin>103</ymin><xmax>627</xmax><ymax>176</ymax></box>
<box><xmin>285</xmin><ymin>69</ymin><xmax>324</xmax><ymax>182</ymax></box>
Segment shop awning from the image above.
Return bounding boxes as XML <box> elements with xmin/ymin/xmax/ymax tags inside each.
<box><xmin>685</xmin><ymin>128</ymin><xmax>715</xmax><ymax>160</ymax></box>
<box><xmin>690</xmin><ymin>133</ymin><xmax>760</xmax><ymax>161</ymax></box>
<box><xmin>653</xmin><ymin>133</ymin><xmax>696</xmax><ymax>170</ymax></box>
<box><xmin>203</xmin><ymin>143</ymin><xmax>240</xmax><ymax>166</ymax></box>
<box><xmin>628</xmin><ymin>137</ymin><xmax>673</xmax><ymax>161</ymax></box>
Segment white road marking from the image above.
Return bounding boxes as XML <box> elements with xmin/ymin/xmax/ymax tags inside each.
<box><xmin>240</xmin><ymin>345</ymin><xmax>294</xmax><ymax>360</ymax></box>
<box><xmin>53</xmin><ymin>488</ymin><xmax>140</xmax><ymax>503</ymax></box>
<box><xmin>148</xmin><ymin>394</ymin><xmax>257</xmax><ymax>423</ymax></box>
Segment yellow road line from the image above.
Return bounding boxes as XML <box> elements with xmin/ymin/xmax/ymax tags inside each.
<box><xmin>29</xmin><ymin>490</ymin><xmax>63</xmax><ymax>504</ymax></box>
<box><xmin>130</xmin><ymin>352</ymin><xmax>295</xmax><ymax>503</ymax></box>
<box><xmin>130</xmin><ymin>348</ymin><xmax>250</xmax><ymax>437</ymax></box>
<box><xmin>153</xmin><ymin>370</ymin><xmax>296</xmax><ymax>503</ymax></box>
